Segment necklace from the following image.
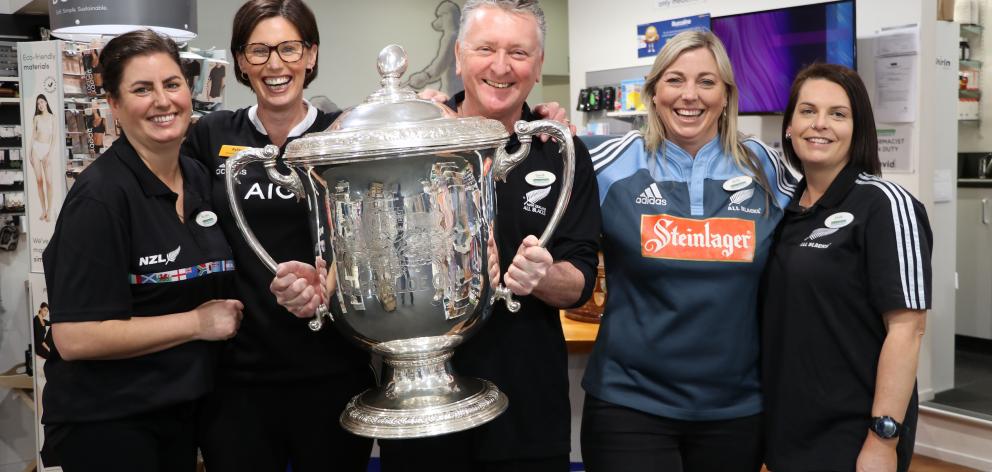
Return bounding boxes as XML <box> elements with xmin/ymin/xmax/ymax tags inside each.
<box><xmin>798</xmin><ymin>188</ymin><xmax>816</xmax><ymax>211</ymax></box>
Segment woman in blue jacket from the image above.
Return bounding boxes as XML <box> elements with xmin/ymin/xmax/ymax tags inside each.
<box><xmin>582</xmin><ymin>30</ymin><xmax>795</xmax><ymax>472</ymax></box>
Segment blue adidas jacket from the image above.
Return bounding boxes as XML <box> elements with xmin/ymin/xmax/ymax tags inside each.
<box><xmin>582</xmin><ymin>131</ymin><xmax>796</xmax><ymax>421</ymax></box>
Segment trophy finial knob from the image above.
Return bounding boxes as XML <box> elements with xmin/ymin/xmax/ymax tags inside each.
<box><xmin>378</xmin><ymin>44</ymin><xmax>408</xmax><ymax>81</ymax></box>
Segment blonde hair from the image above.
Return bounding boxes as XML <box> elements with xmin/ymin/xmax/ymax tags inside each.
<box><xmin>642</xmin><ymin>30</ymin><xmax>772</xmax><ymax>200</ymax></box>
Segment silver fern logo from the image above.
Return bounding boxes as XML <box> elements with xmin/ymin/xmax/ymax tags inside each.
<box><xmin>523</xmin><ymin>187</ymin><xmax>551</xmax><ymax>215</ymax></box>
<box><xmin>800</xmin><ymin>228</ymin><xmax>836</xmax><ymax>249</ymax></box>
<box><xmin>166</xmin><ymin>246</ymin><xmax>181</xmax><ymax>264</ymax></box>
<box><xmin>727</xmin><ymin>187</ymin><xmax>760</xmax><ymax>214</ymax></box>
<box><xmin>805</xmin><ymin>228</ymin><xmax>838</xmax><ymax>240</ymax></box>
<box><xmin>729</xmin><ymin>188</ymin><xmax>754</xmax><ymax>205</ymax></box>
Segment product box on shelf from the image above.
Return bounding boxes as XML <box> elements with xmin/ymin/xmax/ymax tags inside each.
<box><xmin>619</xmin><ymin>78</ymin><xmax>645</xmax><ymax>111</ymax></box>
<box><xmin>959</xmin><ymin>97</ymin><xmax>980</xmax><ymax>120</ymax></box>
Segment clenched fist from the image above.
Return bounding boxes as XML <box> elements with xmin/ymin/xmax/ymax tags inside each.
<box><xmin>193</xmin><ymin>299</ymin><xmax>243</xmax><ymax>341</ymax></box>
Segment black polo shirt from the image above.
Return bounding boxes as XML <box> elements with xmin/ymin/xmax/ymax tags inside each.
<box><xmin>443</xmin><ymin>92</ymin><xmax>601</xmax><ymax>460</ymax></box>
<box><xmin>181</xmin><ymin>107</ymin><xmax>370</xmax><ymax>382</ymax></box>
<box><xmin>761</xmin><ymin>165</ymin><xmax>932</xmax><ymax>471</ymax></box>
<box><xmin>42</xmin><ymin>136</ymin><xmax>234</xmax><ymax>424</ymax></box>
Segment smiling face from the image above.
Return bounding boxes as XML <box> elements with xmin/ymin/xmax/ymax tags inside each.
<box><xmin>108</xmin><ymin>52</ymin><xmax>191</xmax><ymax>150</ymax></box>
<box><xmin>237</xmin><ymin>16</ymin><xmax>317</xmax><ymax>114</ymax></box>
<box><xmin>455</xmin><ymin>5</ymin><xmax>543</xmax><ymax>127</ymax></box>
<box><xmin>652</xmin><ymin>47</ymin><xmax>727</xmax><ymax>155</ymax></box>
<box><xmin>786</xmin><ymin>78</ymin><xmax>853</xmax><ymax>173</ymax></box>
<box><xmin>36</xmin><ymin>96</ymin><xmax>47</xmax><ymax>114</ymax></box>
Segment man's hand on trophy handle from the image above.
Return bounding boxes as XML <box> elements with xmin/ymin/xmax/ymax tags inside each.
<box><xmin>503</xmin><ymin>235</ymin><xmax>552</xmax><ymax>296</ymax></box>
<box><xmin>270</xmin><ymin>260</ymin><xmax>325</xmax><ymax>318</ymax></box>
<box><xmin>532</xmin><ymin>102</ymin><xmax>576</xmax><ymax>142</ymax></box>
<box><xmin>417</xmin><ymin>88</ymin><xmax>449</xmax><ymax>103</ymax></box>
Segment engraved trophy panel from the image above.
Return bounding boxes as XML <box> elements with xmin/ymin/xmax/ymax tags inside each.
<box><xmin>309</xmin><ymin>152</ymin><xmax>496</xmax><ymax>350</ymax></box>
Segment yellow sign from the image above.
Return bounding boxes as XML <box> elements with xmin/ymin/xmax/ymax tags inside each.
<box><xmin>218</xmin><ymin>145</ymin><xmax>249</xmax><ymax>158</ymax></box>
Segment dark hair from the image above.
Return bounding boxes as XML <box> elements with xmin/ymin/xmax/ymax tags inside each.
<box><xmin>99</xmin><ymin>30</ymin><xmax>182</xmax><ymax>99</ymax></box>
<box><xmin>34</xmin><ymin>94</ymin><xmax>52</xmax><ymax>116</ymax></box>
<box><xmin>782</xmin><ymin>63</ymin><xmax>880</xmax><ymax>176</ymax></box>
<box><xmin>40</xmin><ymin>302</ymin><xmax>48</xmax><ymax>309</ymax></box>
<box><xmin>231</xmin><ymin>0</ymin><xmax>320</xmax><ymax>88</ymax></box>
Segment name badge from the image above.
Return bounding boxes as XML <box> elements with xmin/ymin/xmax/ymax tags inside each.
<box><xmin>218</xmin><ymin>145</ymin><xmax>249</xmax><ymax>158</ymax></box>
<box><xmin>196</xmin><ymin>211</ymin><xmax>218</xmax><ymax>227</ymax></box>
<box><xmin>723</xmin><ymin>175</ymin><xmax>752</xmax><ymax>192</ymax></box>
<box><xmin>825</xmin><ymin>212</ymin><xmax>854</xmax><ymax>229</ymax></box>
<box><xmin>525</xmin><ymin>170</ymin><xmax>556</xmax><ymax>187</ymax></box>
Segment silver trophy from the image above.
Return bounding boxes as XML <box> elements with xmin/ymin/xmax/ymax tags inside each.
<box><xmin>225</xmin><ymin>45</ymin><xmax>575</xmax><ymax>439</ymax></box>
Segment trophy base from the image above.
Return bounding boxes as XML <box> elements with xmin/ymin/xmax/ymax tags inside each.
<box><xmin>340</xmin><ymin>377</ymin><xmax>508</xmax><ymax>439</ymax></box>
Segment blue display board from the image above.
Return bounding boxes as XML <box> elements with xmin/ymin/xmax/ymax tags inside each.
<box><xmin>637</xmin><ymin>14</ymin><xmax>711</xmax><ymax>58</ymax></box>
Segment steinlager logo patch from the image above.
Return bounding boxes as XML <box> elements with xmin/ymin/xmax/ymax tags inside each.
<box><xmin>641</xmin><ymin>214</ymin><xmax>755</xmax><ymax>262</ymax></box>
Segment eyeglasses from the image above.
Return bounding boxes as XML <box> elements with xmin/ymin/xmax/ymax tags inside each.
<box><xmin>241</xmin><ymin>40</ymin><xmax>309</xmax><ymax>65</ymax></box>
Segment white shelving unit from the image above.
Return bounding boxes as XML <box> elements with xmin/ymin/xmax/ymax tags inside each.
<box><xmin>606</xmin><ymin>110</ymin><xmax>648</xmax><ymax>118</ymax></box>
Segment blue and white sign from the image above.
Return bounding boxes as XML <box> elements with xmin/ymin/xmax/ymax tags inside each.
<box><xmin>637</xmin><ymin>14</ymin><xmax>711</xmax><ymax>58</ymax></box>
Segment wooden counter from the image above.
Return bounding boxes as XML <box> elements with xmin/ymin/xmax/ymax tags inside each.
<box><xmin>560</xmin><ymin>311</ymin><xmax>599</xmax><ymax>353</ymax></box>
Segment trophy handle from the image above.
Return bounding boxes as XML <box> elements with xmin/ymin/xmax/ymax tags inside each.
<box><xmin>490</xmin><ymin>120</ymin><xmax>576</xmax><ymax>313</ymax></box>
<box><xmin>226</xmin><ymin>146</ymin><xmax>330</xmax><ymax>331</ymax></box>
<box><xmin>225</xmin><ymin>144</ymin><xmax>305</xmax><ymax>274</ymax></box>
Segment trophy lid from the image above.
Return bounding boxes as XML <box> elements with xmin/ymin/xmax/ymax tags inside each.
<box><xmin>283</xmin><ymin>44</ymin><xmax>509</xmax><ymax>164</ymax></box>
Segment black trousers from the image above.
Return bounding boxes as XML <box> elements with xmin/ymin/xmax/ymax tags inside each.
<box><xmin>581</xmin><ymin>394</ymin><xmax>763</xmax><ymax>472</ymax></box>
<box><xmin>197</xmin><ymin>371</ymin><xmax>374</xmax><ymax>472</ymax></box>
<box><xmin>379</xmin><ymin>432</ymin><xmax>570</xmax><ymax>472</ymax></box>
<box><xmin>48</xmin><ymin>401</ymin><xmax>197</xmax><ymax>472</ymax></box>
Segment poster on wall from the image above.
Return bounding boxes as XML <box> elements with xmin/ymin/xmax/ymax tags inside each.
<box><xmin>874</xmin><ymin>25</ymin><xmax>919</xmax><ymax>123</ymax></box>
<box><xmin>637</xmin><ymin>14</ymin><xmax>710</xmax><ymax>58</ymax></box>
<box><xmin>28</xmin><ymin>272</ymin><xmax>62</xmax><ymax>471</ymax></box>
<box><xmin>192</xmin><ymin>53</ymin><xmax>228</xmax><ymax>113</ymax></box>
<box><xmin>19</xmin><ymin>41</ymin><xmax>67</xmax><ymax>273</ymax></box>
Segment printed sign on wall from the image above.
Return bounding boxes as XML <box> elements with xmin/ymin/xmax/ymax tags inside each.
<box><xmin>19</xmin><ymin>41</ymin><xmax>67</xmax><ymax>273</ymax></box>
<box><xmin>638</xmin><ymin>14</ymin><xmax>711</xmax><ymax>58</ymax></box>
<box><xmin>877</xmin><ymin>124</ymin><xmax>913</xmax><ymax>173</ymax></box>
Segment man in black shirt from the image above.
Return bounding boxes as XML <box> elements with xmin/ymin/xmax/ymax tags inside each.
<box><xmin>379</xmin><ymin>1</ymin><xmax>601</xmax><ymax>470</ymax></box>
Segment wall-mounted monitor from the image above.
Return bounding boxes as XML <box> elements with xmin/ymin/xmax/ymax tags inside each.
<box><xmin>711</xmin><ymin>0</ymin><xmax>856</xmax><ymax>115</ymax></box>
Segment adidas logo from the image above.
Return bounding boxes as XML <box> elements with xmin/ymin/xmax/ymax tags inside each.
<box><xmin>636</xmin><ymin>183</ymin><xmax>667</xmax><ymax>206</ymax></box>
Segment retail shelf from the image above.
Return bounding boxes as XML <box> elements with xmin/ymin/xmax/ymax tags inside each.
<box><xmin>0</xmin><ymin>98</ymin><xmax>19</xmax><ymax>104</ymax></box>
<box><xmin>962</xmin><ymin>24</ymin><xmax>984</xmax><ymax>35</ymax></box>
<box><xmin>961</xmin><ymin>59</ymin><xmax>983</xmax><ymax>69</ymax></box>
<box><xmin>0</xmin><ymin>209</ymin><xmax>24</xmax><ymax>215</ymax></box>
<box><xmin>0</xmin><ymin>183</ymin><xmax>24</xmax><ymax>191</ymax></box>
<box><xmin>606</xmin><ymin>110</ymin><xmax>648</xmax><ymax>118</ymax></box>
<box><xmin>0</xmin><ymin>77</ymin><xmax>19</xmax><ymax>83</ymax></box>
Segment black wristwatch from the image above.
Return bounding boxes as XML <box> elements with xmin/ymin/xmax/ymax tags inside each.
<box><xmin>869</xmin><ymin>416</ymin><xmax>903</xmax><ymax>439</ymax></box>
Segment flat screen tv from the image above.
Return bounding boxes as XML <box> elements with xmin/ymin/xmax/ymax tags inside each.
<box><xmin>711</xmin><ymin>0</ymin><xmax>856</xmax><ymax>114</ymax></box>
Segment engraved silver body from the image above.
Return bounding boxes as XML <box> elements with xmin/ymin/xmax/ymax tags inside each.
<box><xmin>223</xmin><ymin>45</ymin><xmax>575</xmax><ymax>439</ymax></box>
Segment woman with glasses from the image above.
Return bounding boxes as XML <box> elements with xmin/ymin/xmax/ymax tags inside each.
<box><xmin>181</xmin><ymin>1</ymin><xmax>374</xmax><ymax>470</ymax></box>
